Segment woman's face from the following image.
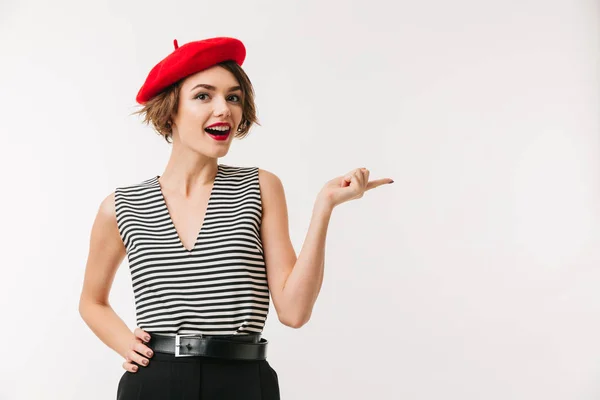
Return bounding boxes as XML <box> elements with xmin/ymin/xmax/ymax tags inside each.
<box><xmin>171</xmin><ymin>65</ymin><xmax>243</xmax><ymax>157</ymax></box>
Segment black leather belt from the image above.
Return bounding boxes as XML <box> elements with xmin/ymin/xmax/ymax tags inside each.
<box><xmin>148</xmin><ymin>333</ymin><xmax>268</xmax><ymax>360</ymax></box>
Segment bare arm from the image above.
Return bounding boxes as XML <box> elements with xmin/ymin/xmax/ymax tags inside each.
<box><xmin>259</xmin><ymin>167</ymin><xmax>392</xmax><ymax>328</ymax></box>
<box><xmin>276</xmin><ymin>200</ymin><xmax>331</xmax><ymax>327</ymax></box>
<box><xmin>259</xmin><ymin>168</ymin><xmax>330</xmax><ymax>328</ymax></box>
<box><xmin>78</xmin><ymin>192</ymin><xmax>153</xmax><ymax>371</ymax></box>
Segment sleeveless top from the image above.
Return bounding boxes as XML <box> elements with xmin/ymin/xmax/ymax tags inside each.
<box><xmin>114</xmin><ymin>164</ymin><xmax>270</xmax><ymax>336</ymax></box>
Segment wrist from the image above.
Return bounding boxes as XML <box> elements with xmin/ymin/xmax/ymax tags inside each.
<box><xmin>314</xmin><ymin>195</ymin><xmax>334</xmax><ymax>216</ymax></box>
<box><xmin>117</xmin><ymin>332</ymin><xmax>134</xmax><ymax>358</ymax></box>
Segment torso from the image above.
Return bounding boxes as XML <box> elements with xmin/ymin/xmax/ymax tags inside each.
<box><xmin>157</xmin><ymin>173</ymin><xmax>216</xmax><ymax>252</ymax></box>
<box><xmin>114</xmin><ymin>164</ymin><xmax>269</xmax><ymax>336</ymax></box>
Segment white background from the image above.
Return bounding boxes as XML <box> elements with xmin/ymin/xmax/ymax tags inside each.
<box><xmin>1</xmin><ymin>0</ymin><xmax>599</xmax><ymax>399</ymax></box>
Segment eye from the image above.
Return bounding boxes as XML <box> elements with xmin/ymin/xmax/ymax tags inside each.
<box><xmin>228</xmin><ymin>94</ymin><xmax>241</xmax><ymax>103</ymax></box>
<box><xmin>194</xmin><ymin>92</ymin><xmax>209</xmax><ymax>101</ymax></box>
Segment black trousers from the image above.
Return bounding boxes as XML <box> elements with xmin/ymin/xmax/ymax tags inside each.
<box><xmin>116</xmin><ymin>351</ymin><xmax>280</xmax><ymax>400</ymax></box>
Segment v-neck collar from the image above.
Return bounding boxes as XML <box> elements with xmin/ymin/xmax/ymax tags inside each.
<box><xmin>153</xmin><ymin>164</ymin><xmax>221</xmax><ymax>253</ymax></box>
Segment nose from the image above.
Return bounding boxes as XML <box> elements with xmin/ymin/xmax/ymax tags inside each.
<box><xmin>212</xmin><ymin>96</ymin><xmax>231</xmax><ymax>118</ymax></box>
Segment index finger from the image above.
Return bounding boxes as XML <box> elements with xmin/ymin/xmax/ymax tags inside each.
<box><xmin>366</xmin><ymin>178</ymin><xmax>394</xmax><ymax>191</ymax></box>
<box><xmin>134</xmin><ymin>327</ymin><xmax>151</xmax><ymax>343</ymax></box>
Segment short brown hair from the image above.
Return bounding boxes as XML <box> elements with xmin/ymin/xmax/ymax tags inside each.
<box><xmin>132</xmin><ymin>60</ymin><xmax>259</xmax><ymax>144</ymax></box>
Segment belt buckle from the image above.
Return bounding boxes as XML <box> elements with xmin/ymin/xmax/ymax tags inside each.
<box><xmin>175</xmin><ymin>333</ymin><xmax>201</xmax><ymax>357</ymax></box>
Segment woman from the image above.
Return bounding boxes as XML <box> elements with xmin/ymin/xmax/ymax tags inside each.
<box><xmin>79</xmin><ymin>36</ymin><xmax>393</xmax><ymax>399</ymax></box>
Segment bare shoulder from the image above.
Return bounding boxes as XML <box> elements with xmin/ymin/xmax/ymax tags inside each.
<box><xmin>98</xmin><ymin>191</ymin><xmax>117</xmax><ymax>219</ymax></box>
<box><xmin>90</xmin><ymin>191</ymin><xmax>124</xmax><ymax>257</ymax></box>
<box><xmin>91</xmin><ymin>192</ymin><xmax>125</xmax><ymax>253</ymax></box>
<box><xmin>257</xmin><ymin>168</ymin><xmax>284</xmax><ymax>194</ymax></box>
<box><xmin>257</xmin><ymin>168</ymin><xmax>287</xmax><ymax>209</ymax></box>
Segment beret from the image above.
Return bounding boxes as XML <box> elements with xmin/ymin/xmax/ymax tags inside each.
<box><xmin>136</xmin><ymin>37</ymin><xmax>246</xmax><ymax>104</ymax></box>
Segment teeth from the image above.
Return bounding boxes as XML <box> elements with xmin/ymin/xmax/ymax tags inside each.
<box><xmin>207</xmin><ymin>126</ymin><xmax>229</xmax><ymax>131</ymax></box>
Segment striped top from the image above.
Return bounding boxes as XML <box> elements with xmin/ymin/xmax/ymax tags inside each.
<box><xmin>114</xmin><ymin>164</ymin><xmax>270</xmax><ymax>336</ymax></box>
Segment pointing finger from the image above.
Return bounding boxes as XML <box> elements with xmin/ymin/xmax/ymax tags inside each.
<box><xmin>365</xmin><ymin>178</ymin><xmax>394</xmax><ymax>191</ymax></box>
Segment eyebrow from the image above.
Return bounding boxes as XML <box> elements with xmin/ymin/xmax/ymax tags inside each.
<box><xmin>190</xmin><ymin>84</ymin><xmax>242</xmax><ymax>92</ymax></box>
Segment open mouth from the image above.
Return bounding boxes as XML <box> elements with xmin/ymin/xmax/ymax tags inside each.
<box><xmin>204</xmin><ymin>126</ymin><xmax>231</xmax><ymax>141</ymax></box>
<box><xmin>204</xmin><ymin>126</ymin><xmax>231</xmax><ymax>136</ymax></box>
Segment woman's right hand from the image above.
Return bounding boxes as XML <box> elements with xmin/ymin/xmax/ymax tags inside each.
<box><xmin>122</xmin><ymin>327</ymin><xmax>153</xmax><ymax>372</ymax></box>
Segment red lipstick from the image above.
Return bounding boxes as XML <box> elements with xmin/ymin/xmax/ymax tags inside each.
<box><xmin>204</xmin><ymin>122</ymin><xmax>231</xmax><ymax>141</ymax></box>
<box><xmin>206</xmin><ymin>122</ymin><xmax>230</xmax><ymax>128</ymax></box>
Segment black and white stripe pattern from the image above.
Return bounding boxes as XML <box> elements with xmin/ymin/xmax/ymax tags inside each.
<box><xmin>115</xmin><ymin>164</ymin><xmax>270</xmax><ymax>335</ymax></box>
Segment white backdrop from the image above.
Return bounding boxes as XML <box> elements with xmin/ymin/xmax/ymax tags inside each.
<box><xmin>1</xmin><ymin>0</ymin><xmax>599</xmax><ymax>399</ymax></box>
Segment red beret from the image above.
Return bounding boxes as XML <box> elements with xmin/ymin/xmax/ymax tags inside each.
<box><xmin>136</xmin><ymin>37</ymin><xmax>246</xmax><ymax>104</ymax></box>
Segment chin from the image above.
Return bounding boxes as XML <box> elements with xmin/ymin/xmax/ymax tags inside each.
<box><xmin>197</xmin><ymin>144</ymin><xmax>231</xmax><ymax>158</ymax></box>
